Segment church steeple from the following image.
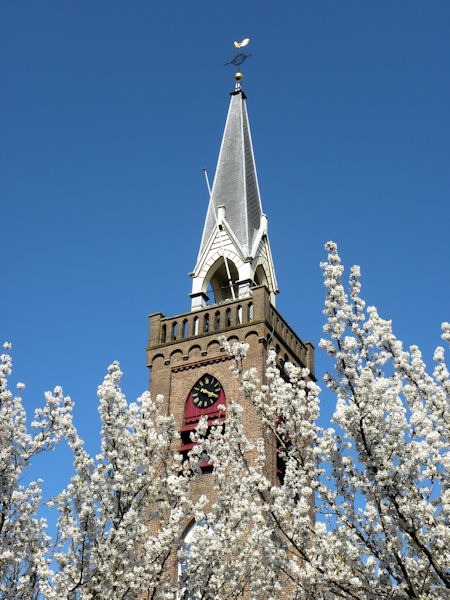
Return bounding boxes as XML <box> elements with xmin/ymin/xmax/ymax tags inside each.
<box><xmin>146</xmin><ymin>64</ymin><xmax>315</xmax><ymax>591</ymax></box>
<box><xmin>190</xmin><ymin>74</ymin><xmax>278</xmax><ymax>311</ymax></box>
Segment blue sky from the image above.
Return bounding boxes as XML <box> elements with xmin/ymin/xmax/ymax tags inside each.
<box><xmin>1</xmin><ymin>2</ymin><xmax>449</xmax><ymax>498</ymax></box>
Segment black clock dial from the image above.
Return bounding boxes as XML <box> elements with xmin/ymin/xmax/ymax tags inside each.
<box><xmin>191</xmin><ymin>375</ymin><xmax>222</xmax><ymax>408</ymax></box>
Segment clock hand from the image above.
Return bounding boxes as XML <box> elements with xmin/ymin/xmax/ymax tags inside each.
<box><xmin>200</xmin><ymin>388</ymin><xmax>219</xmax><ymax>398</ymax></box>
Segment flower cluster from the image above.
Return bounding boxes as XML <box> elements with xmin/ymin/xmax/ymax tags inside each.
<box><xmin>0</xmin><ymin>345</ymin><xmax>71</xmax><ymax>599</ymax></box>
<box><xmin>1</xmin><ymin>242</ymin><xmax>448</xmax><ymax>599</ymax></box>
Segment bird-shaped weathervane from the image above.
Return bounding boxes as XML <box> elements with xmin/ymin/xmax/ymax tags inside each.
<box><xmin>234</xmin><ymin>37</ymin><xmax>250</xmax><ymax>49</ymax></box>
<box><xmin>225</xmin><ymin>37</ymin><xmax>251</xmax><ymax>67</ymax></box>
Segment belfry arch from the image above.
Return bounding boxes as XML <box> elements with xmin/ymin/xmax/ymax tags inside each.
<box><xmin>205</xmin><ymin>257</ymin><xmax>239</xmax><ymax>304</ymax></box>
<box><xmin>254</xmin><ymin>264</ymin><xmax>269</xmax><ymax>288</ymax></box>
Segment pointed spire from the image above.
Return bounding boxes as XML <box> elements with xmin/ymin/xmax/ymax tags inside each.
<box><xmin>199</xmin><ymin>79</ymin><xmax>260</xmax><ymax>258</ymax></box>
<box><xmin>190</xmin><ymin>76</ymin><xmax>278</xmax><ymax>310</ymax></box>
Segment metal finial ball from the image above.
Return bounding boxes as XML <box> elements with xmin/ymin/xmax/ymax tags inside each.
<box><xmin>235</xmin><ymin>72</ymin><xmax>243</xmax><ymax>81</ymax></box>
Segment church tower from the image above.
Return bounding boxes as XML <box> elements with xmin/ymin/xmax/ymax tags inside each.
<box><xmin>147</xmin><ymin>72</ymin><xmax>314</xmax><ymax>484</ymax></box>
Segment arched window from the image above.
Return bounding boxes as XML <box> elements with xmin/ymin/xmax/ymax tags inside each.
<box><xmin>205</xmin><ymin>257</ymin><xmax>239</xmax><ymax>304</ymax></box>
<box><xmin>247</xmin><ymin>302</ymin><xmax>254</xmax><ymax>322</ymax></box>
<box><xmin>179</xmin><ymin>520</ymin><xmax>210</xmax><ymax>598</ymax></box>
<box><xmin>193</xmin><ymin>316</ymin><xmax>199</xmax><ymax>336</ymax></box>
<box><xmin>254</xmin><ymin>264</ymin><xmax>268</xmax><ymax>288</ymax></box>
<box><xmin>225</xmin><ymin>308</ymin><xmax>232</xmax><ymax>327</ymax></box>
<box><xmin>237</xmin><ymin>305</ymin><xmax>242</xmax><ymax>325</ymax></box>
<box><xmin>214</xmin><ymin>311</ymin><xmax>221</xmax><ymax>330</ymax></box>
<box><xmin>161</xmin><ymin>324</ymin><xmax>167</xmax><ymax>343</ymax></box>
<box><xmin>203</xmin><ymin>313</ymin><xmax>210</xmax><ymax>333</ymax></box>
<box><xmin>182</xmin><ymin>319</ymin><xmax>188</xmax><ymax>338</ymax></box>
<box><xmin>172</xmin><ymin>322</ymin><xmax>178</xmax><ymax>340</ymax></box>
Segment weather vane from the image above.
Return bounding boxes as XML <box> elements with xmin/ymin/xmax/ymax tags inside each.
<box><xmin>224</xmin><ymin>37</ymin><xmax>251</xmax><ymax>69</ymax></box>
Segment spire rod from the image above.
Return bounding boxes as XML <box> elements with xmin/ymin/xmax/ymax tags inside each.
<box><xmin>234</xmin><ymin>71</ymin><xmax>243</xmax><ymax>92</ymax></box>
<box><xmin>224</xmin><ymin>37</ymin><xmax>251</xmax><ymax>89</ymax></box>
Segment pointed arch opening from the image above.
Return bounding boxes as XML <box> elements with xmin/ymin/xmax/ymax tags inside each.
<box><xmin>179</xmin><ymin>520</ymin><xmax>210</xmax><ymax>598</ymax></box>
<box><xmin>254</xmin><ymin>264</ymin><xmax>269</xmax><ymax>289</ymax></box>
<box><xmin>205</xmin><ymin>257</ymin><xmax>239</xmax><ymax>304</ymax></box>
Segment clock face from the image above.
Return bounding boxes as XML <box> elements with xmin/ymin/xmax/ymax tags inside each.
<box><xmin>191</xmin><ymin>375</ymin><xmax>222</xmax><ymax>409</ymax></box>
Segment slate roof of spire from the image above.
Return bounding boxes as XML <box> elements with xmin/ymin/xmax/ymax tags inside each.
<box><xmin>198</xmin><ymin>87</ymin><xmax>263</xmax><ymax>259</ymax></box>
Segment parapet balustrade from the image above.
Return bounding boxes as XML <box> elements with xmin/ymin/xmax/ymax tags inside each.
<box><xmin>160</xmin><ymin>299</ymin><xmax>255</xmax><ymax>344</ymax></box>
<box><xmin>149</xmin><ymin>287</ymin><xmax>314</xmax><ymax>374</ymax></box>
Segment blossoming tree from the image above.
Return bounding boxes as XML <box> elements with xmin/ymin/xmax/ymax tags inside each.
<box><xmin>0</xmin><ymin>344</ymin><xmax>71</xmax><ymax>600</ymax></box>
<box><xmin>1</xmin><ymin>243</ymin><xmax>448</xmax><ymax>599</ymax></box>
<box><xmin>181</xmin><ymin>242</ymin><xmax>449</xmax><ymax>599</ymax></box>
<box><xmin>46</xmin><ymin>362</ymin><xmax>196</xmax><ymax>599</ymax></box>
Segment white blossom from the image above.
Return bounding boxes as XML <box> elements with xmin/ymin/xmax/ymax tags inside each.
<box><xmin>1</xmin><ymin>241</ymin><xmax>448</xmax><ymax>599</ymax></box>
<box><xmin>47</xmin><ymin>362</ymin><xmax>193</xmax><ymax>599</ymax></box>
<box><xmin>0</xmin><ymin>347</ymin><xmax>70</xmax><ymax>599</ymax></box>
